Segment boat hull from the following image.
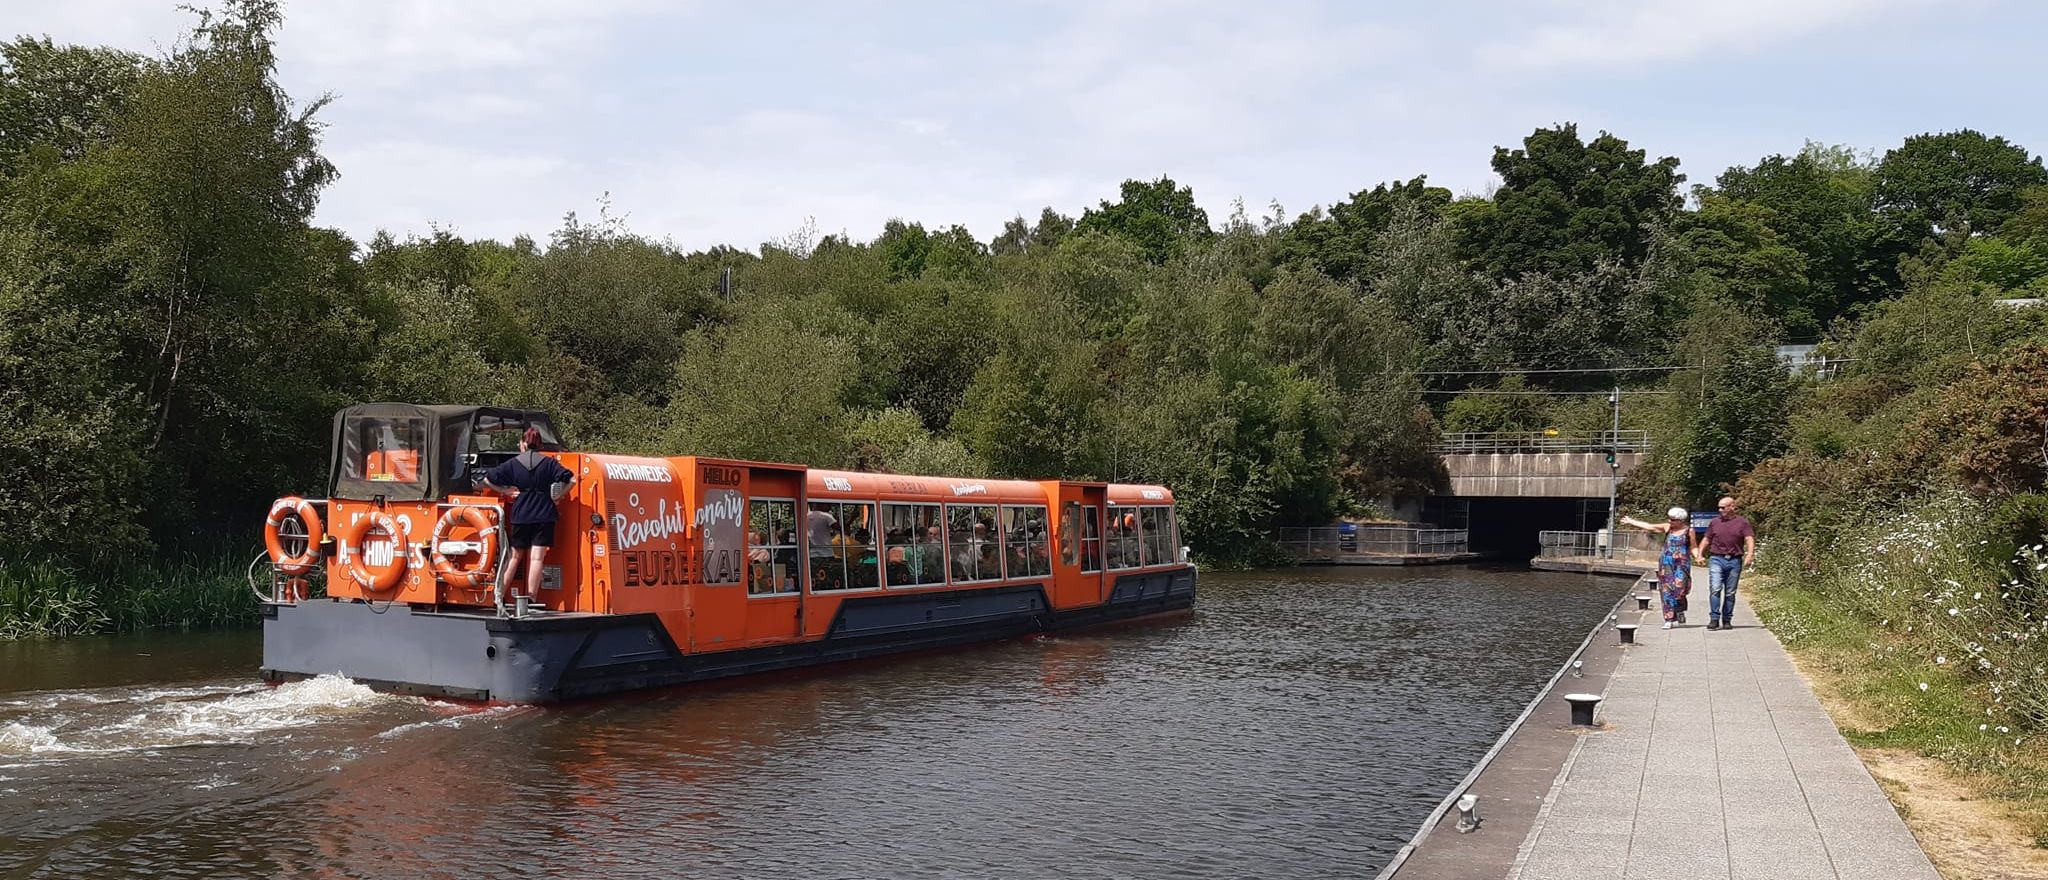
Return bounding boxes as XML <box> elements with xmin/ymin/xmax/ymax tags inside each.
<box><xmin>261</xmin><ymin>567</ymin><xmax>1196</xmax><ymax>702</ymax></box>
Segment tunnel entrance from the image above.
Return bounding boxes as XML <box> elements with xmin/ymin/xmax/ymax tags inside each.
<box><xmin>1461</xmin><ymin>497</ymin><xmax>1611</xmax><ymax>561</ymax></box>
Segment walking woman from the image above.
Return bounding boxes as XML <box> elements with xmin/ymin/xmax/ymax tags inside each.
<box><xmin>1621</xmin><ymin>507</ymin><xmax>1697</xmax><ymax>629</ymax></box>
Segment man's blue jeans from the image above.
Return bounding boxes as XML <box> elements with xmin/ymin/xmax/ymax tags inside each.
<box><xmin>1708</xmin><ymin>555</ymin><xmax>1742</xmax><ymax>624</ymax></box>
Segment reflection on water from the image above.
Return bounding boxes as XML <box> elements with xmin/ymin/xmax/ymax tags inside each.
<box><xmin>0</xmin><ymin>566</ymin><xmax>1622</xmax><ymax>878</ymax></box>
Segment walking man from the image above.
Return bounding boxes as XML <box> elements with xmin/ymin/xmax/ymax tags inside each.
<box><xmin>1696</xmin><ymin>496</ymin><xmax>1755</xmax><ymax>631</ymax></box>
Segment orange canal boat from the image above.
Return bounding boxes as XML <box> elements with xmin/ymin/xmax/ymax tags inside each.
<box><xmin>258</xmin><ymin>404</ymin><xmax>1197</xmax><ymax>702</ymax></box>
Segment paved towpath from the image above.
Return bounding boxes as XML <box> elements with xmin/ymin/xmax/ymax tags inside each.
<box><xmin>1509</xmin><ymin>581</ymin><xmax>1940</xmax><ymax>880</ymax></box>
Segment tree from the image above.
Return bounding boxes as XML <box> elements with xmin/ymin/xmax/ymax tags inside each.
<box><xmin>1677</xmin><ymin>345</ymin><xmax>1795</xmax><ymax>502</ymax></box>
<box><xmin>508</xmin><ymin>213</ymin><xmax>720</xmax><ymax>403</ymax></box>
<box><xmin>1077</xmin><ymin>176</ymin><xmax>1212</xmax><ymax>264</ymax></box>
<box><xmin>875</xmin><ymin>218</ymin><xmax>933</xmax><ymax>280</ymax></box>
<box><xmin>1428</xmin><ymin>261</ymin><xmax>1664</xmax><ymax>373</ymax></box>
<box><xmin>1711</xmin><ymin>143</ymin><xmax>1897</xmax><ymax>322</ymax></box>
<box><xmin>0</xmin><ymin>37</ymin><xmax>141</xmax><ymax>169</ymax></box>
<box><xmin>1276</xmin><ymin>176</ymin><xmax>1452</xmax><ymax>282</ymax></box>
<box><xmin>847</xmin><ymin>408</ymin><xmax>984</xmax><ymax>476</ymax></box>
<box><xmin>1672</xmin><ymin>194</ymin><xmax>1814</xmax><ymax>335</ymax></box>
<box><xmin>48</xmin><ymin>0</ymin><xmax>344</xmax><ymax>542</ymax></box>
<box><xmin>662</xmin><ymin>303</ymin><xmax>856</xmax><ymax>466</ymax></box>
<box><xmin>990</xmin><ymin>207</ymin><xmax>1074</xmax><ymax>256</ymax></box>
<box><xmin>1874</xmin><ymin>130</ymin><xmax>2048</xmax><ymax>237</ymax></box>
<box><xmin>1458</xmin><ymin>124</ymin><xmax>1683</xmax><ymax>278</ymax></box>
<box><xmin>1440</xmin><ymin>377</ymin><xmax>1547</xmax><ymax>434</ymax></box>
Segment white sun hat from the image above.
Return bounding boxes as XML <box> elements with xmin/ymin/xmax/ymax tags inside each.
<box><xmin>1667</xmin><ymin>506</ymin><xmax>1688</xmax><ymax>520</ymax></box>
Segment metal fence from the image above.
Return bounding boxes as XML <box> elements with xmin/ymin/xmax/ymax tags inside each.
<box><xmin>1536</xmin><ymin>529</ymin><xmax>1662</xmax><ymax>563</ymax></box>
<box><xmin>1276</xmin><ymin>525</ymin><xmax>1469</xmax><ymax>562</ymax></box>
<box><xmin>1437</xmin><ymin>430</ymin><xmax>1651</xmax><ymax>455</ymax></box>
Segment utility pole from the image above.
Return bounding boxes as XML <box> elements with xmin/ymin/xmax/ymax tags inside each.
<box><xmin>1605</xmin><ymin>386</ymin><xmax>1620</xmax><ymax>558</ymax></box>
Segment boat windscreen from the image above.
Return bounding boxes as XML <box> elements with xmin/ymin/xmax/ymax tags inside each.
<box><xmin>339</xmin><ymin>416</ymin><xmax>429</xmax><ymax>492</ymax></box>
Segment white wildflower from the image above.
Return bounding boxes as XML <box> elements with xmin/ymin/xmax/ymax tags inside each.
<box><xmin>1919</xmin><ymin>682</ymin><xmax>1930</xmax><ymax>692</ymax></box>
<box><xmin>1936</xmin><ymin>655</ymin><xmax>1948</xmax><ymax>664</ymax></box>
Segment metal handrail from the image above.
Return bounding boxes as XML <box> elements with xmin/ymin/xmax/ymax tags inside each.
<box><xmin>1275</xmin><ymin>525</ymin><xmax>1469</xmax><ymax>560</ymax></box>
<box><xmin>1436</xmin><ymin>430</ymin><xmax>1650</xmax><ymax>455</ymax></box>
<box><xmin>1535</xmin><ymin>529</ymin><xmax>1662</xmax><ymax>559</ymax></box>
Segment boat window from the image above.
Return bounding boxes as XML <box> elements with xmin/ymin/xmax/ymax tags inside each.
<box><xmin>341</xmin><ymin>417</ymin><xmax>428</xmax><ymax>489</ymax></box>
<box><xmin>1107</xmin><ymin>507</ymin><xmax>1141</xmax><ymax>570</ymax></box>
<box><xmin>881</xmin><ymin>503</ymin><xmax>944</xmax><ymax>587</ymax></box>
<box><xmin>1004</xmin><ymin>505</ymin><xmax>1051</xmax><ymax>579</ymax></box>
<box><xmin>473</xmin><ymin>413</ymin><xmax>560</xmax><ymax>450</ymax></box>
<box><xmin>1080</xmin><ymin>504</ymin><xmax>1102</xmax><ymax>573</ymax></box>
<box><xmin>748</xmin><ymin>499</ymin><xmax>799</xmax><ymax>596</ymax></box>
<box><xmin>946</xmin><ymin>504</ymin><xmax>1001</xmax><ymax>583</ymax></box>
<box><xmin>1140</xmin><ymin>506</ymin><xmax>1169</xmax><ymax>566</ymax></box>
<box><xmin>1060</xmin><ymin>503</ymin><xmax>1080</xmax><ymax>568</ymax></box>
<box><xmin>1163</xmin><ymin>507</ymin><xmax>1180</xmax><ymax>562</ymax></box>
<box><xmin>807</xmin><ymin>501</ymin><xmax>877</xmax><ymax>591</ymax></box>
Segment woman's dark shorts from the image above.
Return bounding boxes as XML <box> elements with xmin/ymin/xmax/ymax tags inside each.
<box><xmin>508</xmin><ymin>522</ymin><xmax>555</xmax><ymax>550</ymax></box>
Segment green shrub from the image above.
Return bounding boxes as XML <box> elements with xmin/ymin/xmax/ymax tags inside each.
<box><xmin>0</xmin><ymin>553</ymin><xmax>257</xmax><ymax>640</ymax></box>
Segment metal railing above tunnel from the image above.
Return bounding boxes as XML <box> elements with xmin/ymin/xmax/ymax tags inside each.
<box><xmin>1436</xmin><ymin>430</ymin><xmax>1651</xmax><ymax>455</ymax></box>
<box><xmin>1276</xmin><ymin>525</ymin><xmax>1470</xmax><ymax>563</ymax></box>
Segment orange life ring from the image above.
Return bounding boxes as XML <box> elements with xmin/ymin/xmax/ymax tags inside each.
<box><xmin>342</xmin><ymin>510</ymin><xmax>409</xmax><ymax>592</ymax></box>
<box><xmin>431</xmin><ymin>506</ymin><xmax>500</xmax><ymax>587</ymax></box>
<box><xmin>264</xmin><ymin>496</ymin><xmax>326</xmax><ymax>576</ymax></box>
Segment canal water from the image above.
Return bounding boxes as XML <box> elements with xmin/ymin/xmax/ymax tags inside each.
<box><xmin>0</xmin><ymin>566</ymin><xmax>1622</xmax><ymax>878</ymax></box>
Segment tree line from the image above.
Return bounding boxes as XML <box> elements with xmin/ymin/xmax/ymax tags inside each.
<box><xmin>4</xmin><ymin>0</ymin><xmax>2046</xmax><ymax>577</ymax></box>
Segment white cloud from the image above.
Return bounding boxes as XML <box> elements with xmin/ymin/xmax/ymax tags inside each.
<box><xmin>1</xmin><ymin>0</ymin><xmax>2036</xmax><ymax>254</ymax></box>
<box><xmin>1479</xmin><ymin>0</ymin><xmax>1943</xmax><ymax>70</ymax></box>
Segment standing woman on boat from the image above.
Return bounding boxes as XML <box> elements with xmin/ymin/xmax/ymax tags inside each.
<box><xmin>483</xmin><ymin>426</ymin><xmax>575</xmax><ymax>608</ymax></box>
<box><xmin>1620</xmin><ymin>507</ymin><xmax>1696</xmax><ymax>629</ymax></box>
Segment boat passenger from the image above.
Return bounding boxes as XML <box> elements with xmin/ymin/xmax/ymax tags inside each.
<box><xmin>915</xmin><ymin>525</ymin><xmax>944</xmax><ymax>583</ymax></box>
<box><xmin>852</xmin><ymin>529</ymin><xmax>880</xmax><ymax>589</ymax></box>
<box><xmin>748</xmin><ymin>530</ymin><xmax>773</xmax><ymax>595</ymax></box>
<box><xmin>482</xmin><ymin>426</ymin><xmax>575</xmax><ymax>607</ymax></box>
<box><xmin>775</xmin><ymin>528</ymin><xmax>800</xmax><ymax>588</ymax></box>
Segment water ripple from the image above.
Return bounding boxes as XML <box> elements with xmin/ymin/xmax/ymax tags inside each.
<box><xmin>0</xmin><ymin>566</ymin><xmax>1620</xmax><ymax>878</ymax></box>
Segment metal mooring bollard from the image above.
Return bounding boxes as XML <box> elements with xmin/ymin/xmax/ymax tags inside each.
<box><xmin>1616</xmin><ymin>624</ymin><xmax>1638</xmax><ymax>645</ymax></box>
<box><xmin>1635</xmin><ymin>594</ymin><xmax>1651</xmax><ymax>610</ymax></box>
<box><xmin>1565</xmin><ymin>693</ymin><xmax>1602</xmax><ymax>726</ymax></box>
<box><xmin>1455</xmin><ymin>793</ymin><xmax>1482</xmax><ymax>833</ymax></box>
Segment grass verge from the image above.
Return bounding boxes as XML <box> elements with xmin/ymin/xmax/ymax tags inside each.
<box><xmin>1751</xmin><ymin>571</ymin><xmax>2048</xmax><ymax>874</ymax></box>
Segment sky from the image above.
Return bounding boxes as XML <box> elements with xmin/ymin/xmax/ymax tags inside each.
<box><xmin>5</xmin><ymin>0</ymin><xmax>2045</xmax><ymax>254</ymax></box>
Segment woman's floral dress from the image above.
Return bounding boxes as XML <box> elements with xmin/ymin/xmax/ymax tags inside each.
<box><xmin>1658</xmin><ymin>529</ymin><xmax>1691</xmax><ymax>621</ymax></box>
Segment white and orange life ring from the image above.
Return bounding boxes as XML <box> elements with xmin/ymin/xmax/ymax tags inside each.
<box><xmin>430</xmin><ymin>505</ymin><xmax>500</xmax><ymax>587</ymax></box>
<box><xmin>341</xmin><ymin>510</ymin><xmax>409</xmax><ymax>592</ymax></box>
<box><xmin>263</xmin><ymin>496</ymin><xmax>326</xmax><ymax>576</ymax></box>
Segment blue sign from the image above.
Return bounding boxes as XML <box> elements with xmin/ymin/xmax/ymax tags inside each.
<box><xmin>1689</xmin><ymin>512</ymin><xmax>1716</xmax><ymax>536</ymax></box>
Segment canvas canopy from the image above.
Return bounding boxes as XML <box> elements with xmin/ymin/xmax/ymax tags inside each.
<box><xmin>328</xmin><ymin>403</ymin><xmax>562</xmax><ymax>502</ymax></box>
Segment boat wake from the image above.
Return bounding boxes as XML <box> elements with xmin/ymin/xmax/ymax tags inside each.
<box><xmin>0</xmin><ymin>674</ymin><xmax>449</xmax><ymax>759</ymax></box>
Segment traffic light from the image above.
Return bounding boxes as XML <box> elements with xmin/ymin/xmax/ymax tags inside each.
<box><xmin>1605</xmin><ymin>451</ymin><xmax>1617</xmax><ymax>467</ymax></box>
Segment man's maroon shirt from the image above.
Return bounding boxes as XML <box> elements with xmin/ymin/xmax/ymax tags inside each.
<box><xmin>1704</xmin><ymin>515</ymin><xmax>1754</xmax><ymax>557</ymax></box>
